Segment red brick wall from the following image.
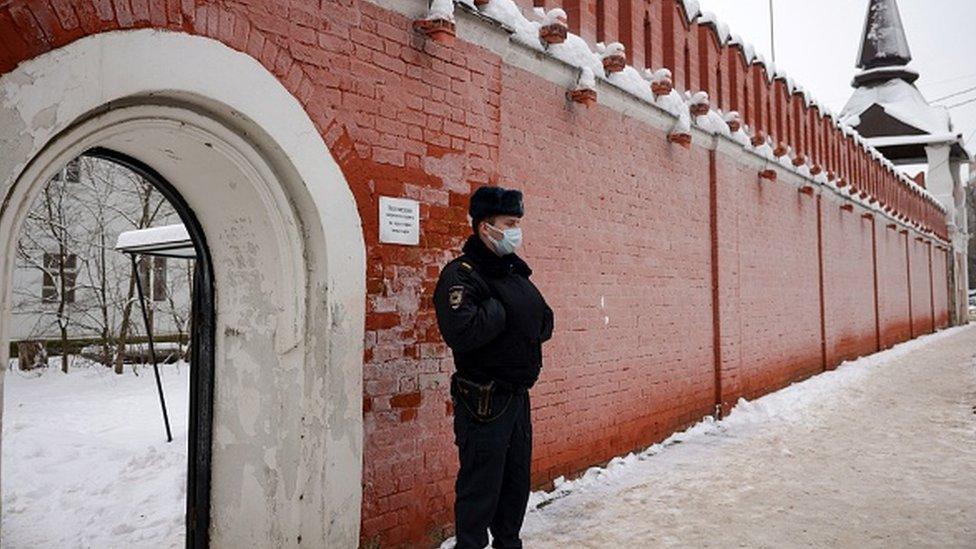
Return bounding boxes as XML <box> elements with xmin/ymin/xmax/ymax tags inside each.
<box><xmin>643</xmin><ymin>0</ymin><xmax>663</xmax><ymax>69</ymax></box>
<box><xmin>876</xmin><ymin>224</ymin><xmax>913</xmax><ymax>348</ymax></box>
<box><xmin>697</xmin><ymin>24</ymin><xmax>719</xmax><ymax>108</ymax></box>
<box><xmin>909</xmin><ymin>237</ymin><xmax>935</xmax><ymax>336</ymax></box>
<box><xmin>713</xmin><ymin>154</ymin><xmax>823</xmax><ymax>406</ymax></box>
<box><xmin>933</xmin><ymin>247</ymin><xmax>950</xmax><ymax>328</ymax></box>
<box><xmin>727</xmin><ymin>47</ymin><xmax>747</xmax><ymax>117</ymax></box>
<box><xmin>821</xmin><ymin>202</ymin><xmax>878</xmax><ymax>366</ymax></box>
<box><xmin>497</xmin><ymin>63</ymin><xmax>716</xmax><ymax>483</ymax></box>
<box><xmin>0</xmin><ymin>1</ymin><xmax>955</xmax><ymax>547</ymax></box>
<box><xmin>0</xmin><ymin>0</ymin><xmax>949</xmax><ymax>238</ymax></box>
<box><xmin>752</xmin><ymin>64</ymin><xmax>772</xmax><ymax>137</ymax></box>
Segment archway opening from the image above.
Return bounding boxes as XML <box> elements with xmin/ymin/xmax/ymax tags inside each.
<box><xmin>0</xmin><ymin>29</ymin><xmax>366</xmax><ymax>547</ymax></box>
<box><xmin>2</xmin><ymin>148</ymin><xmax>214</xmax><ymax>547</ymax></box>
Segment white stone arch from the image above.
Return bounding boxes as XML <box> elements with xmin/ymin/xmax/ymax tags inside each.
<box><xmin>0</xmin><ymin>30</ymin><xmax>365</xmax><ymax>547</ymax></box>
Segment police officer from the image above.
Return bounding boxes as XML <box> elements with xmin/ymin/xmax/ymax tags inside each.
<box><xmin>433</xmin><ymin>185</ymin><xmax>554</xmax><ymax>549</ymax></box>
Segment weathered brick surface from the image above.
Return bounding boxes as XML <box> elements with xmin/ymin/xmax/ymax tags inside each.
<box><xmin>876</xmin><ymin>224</ymin><xmax>913</xmax><ymax>348</ymax></box>
<box><xmin>909</xmin><ymin>237</ymin><xmax>935</xmax><ymax>336</ymax></box>
<box><xmin>933</xmin><ymin>247</ymin><xmax>951</xmax><ymax>329</ymax></box>
<box><xmin>821</xmin><ymin>201</ymin><xmax>878</xmax><ymax>366</ymax></box>
<box><xmin>714</xmin><ymin>156</ymin><xmax>822</xmax><ymax>406</ymax></box>
<box><xmin>497</xmin><ymin>64</ymin><xmax>716</xmax><ymax>485</ymax></box>
<box><xmin>0</xmin><ymin>0</ymin><xmax>955</xmax><ymax>547</ymax></box>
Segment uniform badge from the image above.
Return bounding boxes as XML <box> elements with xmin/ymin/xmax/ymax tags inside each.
<box><xmin>449</xmin><ymin>285</ymin><xmax>464</xmax><ymax>309</ymax></box>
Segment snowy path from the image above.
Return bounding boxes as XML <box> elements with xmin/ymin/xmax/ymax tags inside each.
<box><xmin>518</xmin><ymin>325</ymin><xmax>976</xmax><ymax>548</ymax></box>
<box><xmin>2</xmin><ymin>360</ymin><xmax>188</xmax><ymax>548</ymax></box>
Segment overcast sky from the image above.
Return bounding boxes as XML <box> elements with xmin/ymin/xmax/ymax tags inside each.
<box><xmin>697</xmin><ymin>0</ymin><xmax>976</xmax><ymax>173</ymax></box>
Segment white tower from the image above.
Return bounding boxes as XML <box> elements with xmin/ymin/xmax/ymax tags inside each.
<box><xmin>841</xmin><ymin>0</ymin><xmax>972</xmax><ymax>324</ymax></box>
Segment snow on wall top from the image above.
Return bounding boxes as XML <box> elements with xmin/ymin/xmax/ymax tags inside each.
<box><xmin>857</xmin><ymin>0</ymin><xmax>912</xmax><ymax>69</ymax></box>
<box><xmin>445</xmin><ymin>0</ymin><xmax>947</xmax><ymax>216</ymax></box>
<box><xmin>865</xmin><ymin>132</ymin><xmax>963</xmax><ymax>149</ymax></box>
<box><xmin>840</xmin><ymin>78</ymin><xmax>951</xmax><ymax>136</ymax></box>
<box><xmin>427</xmin><ymin>0</ymin><xmax>456</xmax><ymax>20</ymax></box>
<box><xmin>680</xmin><ymin>0</ymin><xmax>701</xmax><ymax>22</ymax></box>
<box><xmin>698</xmin><ymin>12</ymin><xmax>730</xmax><ymax>44</ymax></box>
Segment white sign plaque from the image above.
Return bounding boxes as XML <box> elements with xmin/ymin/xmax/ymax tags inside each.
<box><xmin>379</xmin><ymin>196</ymin><xmax>420</xmax><ymax>245</ymax></box>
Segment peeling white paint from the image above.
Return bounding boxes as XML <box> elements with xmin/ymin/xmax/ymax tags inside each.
<box><xmin>0</xmin><ymin>30</ymin><xmax>365</xmax><ymax>547</ymax></box>
<box><xmin>423</xmin><ymin>151</ymin><xmax>472</xmax><ymax>193</ymax></box>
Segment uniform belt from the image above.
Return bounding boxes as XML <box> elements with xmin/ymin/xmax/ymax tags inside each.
<box><xmin>451</xmin><ymin>373</ymin><xmax>526</xmax><ymax>422</ymax></box>
<box><xmin>453</xmin><ymin>372</ymin><xmax>525</xmax><ymax>394</ymax></box>
<box><xmin>493</xmin><ymin>378</ymin><xmax>527</xmax><ymax>394</ymax></box>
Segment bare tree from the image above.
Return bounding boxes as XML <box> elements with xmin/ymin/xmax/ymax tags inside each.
<box><xmin>111</xmin><ymin>173</ymin><xmax>172</xmax><ymax>374</ymax></box>
<box><xmin>158</xmin><ymin>258</ymin><xmax>193</xmax><ymax>361</ymax></box>
<box><xmin>13</xmin><ymin>156</ymin><xmax>185</xmax><ymax>374</ymax></box>
<box><xmin>14</xmin><ymin>164</ymin><xmax>86</xmax><ymax>373</ymax></box>
<box><xmin>72</xmin><ymin>156</ymin><xmax>120</xmax><ymax>367</ymax></box>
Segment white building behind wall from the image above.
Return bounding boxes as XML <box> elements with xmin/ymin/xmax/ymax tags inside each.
<box><xmin>9</xmin><ymin>156</ymin><xmax>192</xmax><ymax>350</ymax></box>
<box><xmin>842</xmin><ymin>0</ymin><xmax>972</xmax><ymax>323</ymax></box>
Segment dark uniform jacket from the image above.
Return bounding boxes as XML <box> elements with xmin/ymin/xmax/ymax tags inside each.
<box><xmin>434</xmin><ymin>235</ymin><xmax>554</xmax><ymax>389</ymax></box>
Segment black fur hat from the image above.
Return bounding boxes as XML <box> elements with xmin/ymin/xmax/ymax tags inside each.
<box><xmin>469</xmin><ymin>186</ymin><xmax>524</xmax><ymax>225</ymax></box>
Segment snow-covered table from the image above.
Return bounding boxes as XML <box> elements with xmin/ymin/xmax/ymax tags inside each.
<box><xmin>115</xmin><ymin>223</ymin><xmax>198</xmax><ymax>442</ymax></box>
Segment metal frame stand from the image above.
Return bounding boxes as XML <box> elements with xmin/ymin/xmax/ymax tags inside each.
<box><xmin>130</xmin><ymin>253</ymin><xmax>173</xmax><ymax>443</ymax></box>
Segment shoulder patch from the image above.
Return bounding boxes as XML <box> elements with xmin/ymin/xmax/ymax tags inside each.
<box><xmin>459</xmin><ymin>261</ymin><xmax>474</xmax><ymax>272</ymax></box>
<box><xmin>448</xmin><ymin>285</ymin><xmax>465</xmax><ymax>309</ymax></box>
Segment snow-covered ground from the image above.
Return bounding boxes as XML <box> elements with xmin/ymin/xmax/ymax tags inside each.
<box><xmin>2</xmin><ymin>358</ymin><xmax>188</xmax><ymax>548</ymax></box>
<box><xmin>5</xmin><ymin>324</ymin><xmax>975</xmax><ymax>548</ymax></box>
<box><xmin>443</xmin><ymin>324</ymin><xmax>976</xmax><ymax>548</ymax></box>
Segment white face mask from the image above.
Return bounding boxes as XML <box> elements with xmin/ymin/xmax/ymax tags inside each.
<box><xmin>485</xmin><ymin>223</ymin><xmax>523</xmax><ymax>255</ymax></box>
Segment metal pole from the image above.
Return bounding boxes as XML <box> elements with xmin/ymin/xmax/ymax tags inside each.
<box><xmin>769</xmin><ymin>0</ymin><xmax>776</xmax><ymax>64</ymax></box>
<box><xmin>131</xmin><ymin>253</ymin><xmax>173</xmax><ymax>443</ymax></box>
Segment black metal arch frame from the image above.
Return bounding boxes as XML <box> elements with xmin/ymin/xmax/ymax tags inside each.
<box><xmin>86</xmin><ymin>147</ymin><xmax>214</xmax><ymax>549</ymax></box>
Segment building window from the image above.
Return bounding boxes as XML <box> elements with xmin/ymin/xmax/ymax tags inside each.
<box><xmin>138</xmin><ymin>256</ymin><xmax>168</xmax><ymax>302</ymax></box>
<box><xmin>42</xmin><ymin>252</ymin><xmax>77</xmax><ymax>304</ymax></box>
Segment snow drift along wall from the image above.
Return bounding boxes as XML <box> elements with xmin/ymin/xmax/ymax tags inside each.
<box><xmin>0</xmin><ymin>0</ymin><xmax>955</xmax><ymax>547</ymax></box>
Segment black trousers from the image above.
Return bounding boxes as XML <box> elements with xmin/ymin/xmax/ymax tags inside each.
<box><xmin>452</xmin><ymin>385</ymin><xmax>532</xmax><ymax>549</ymax></box>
